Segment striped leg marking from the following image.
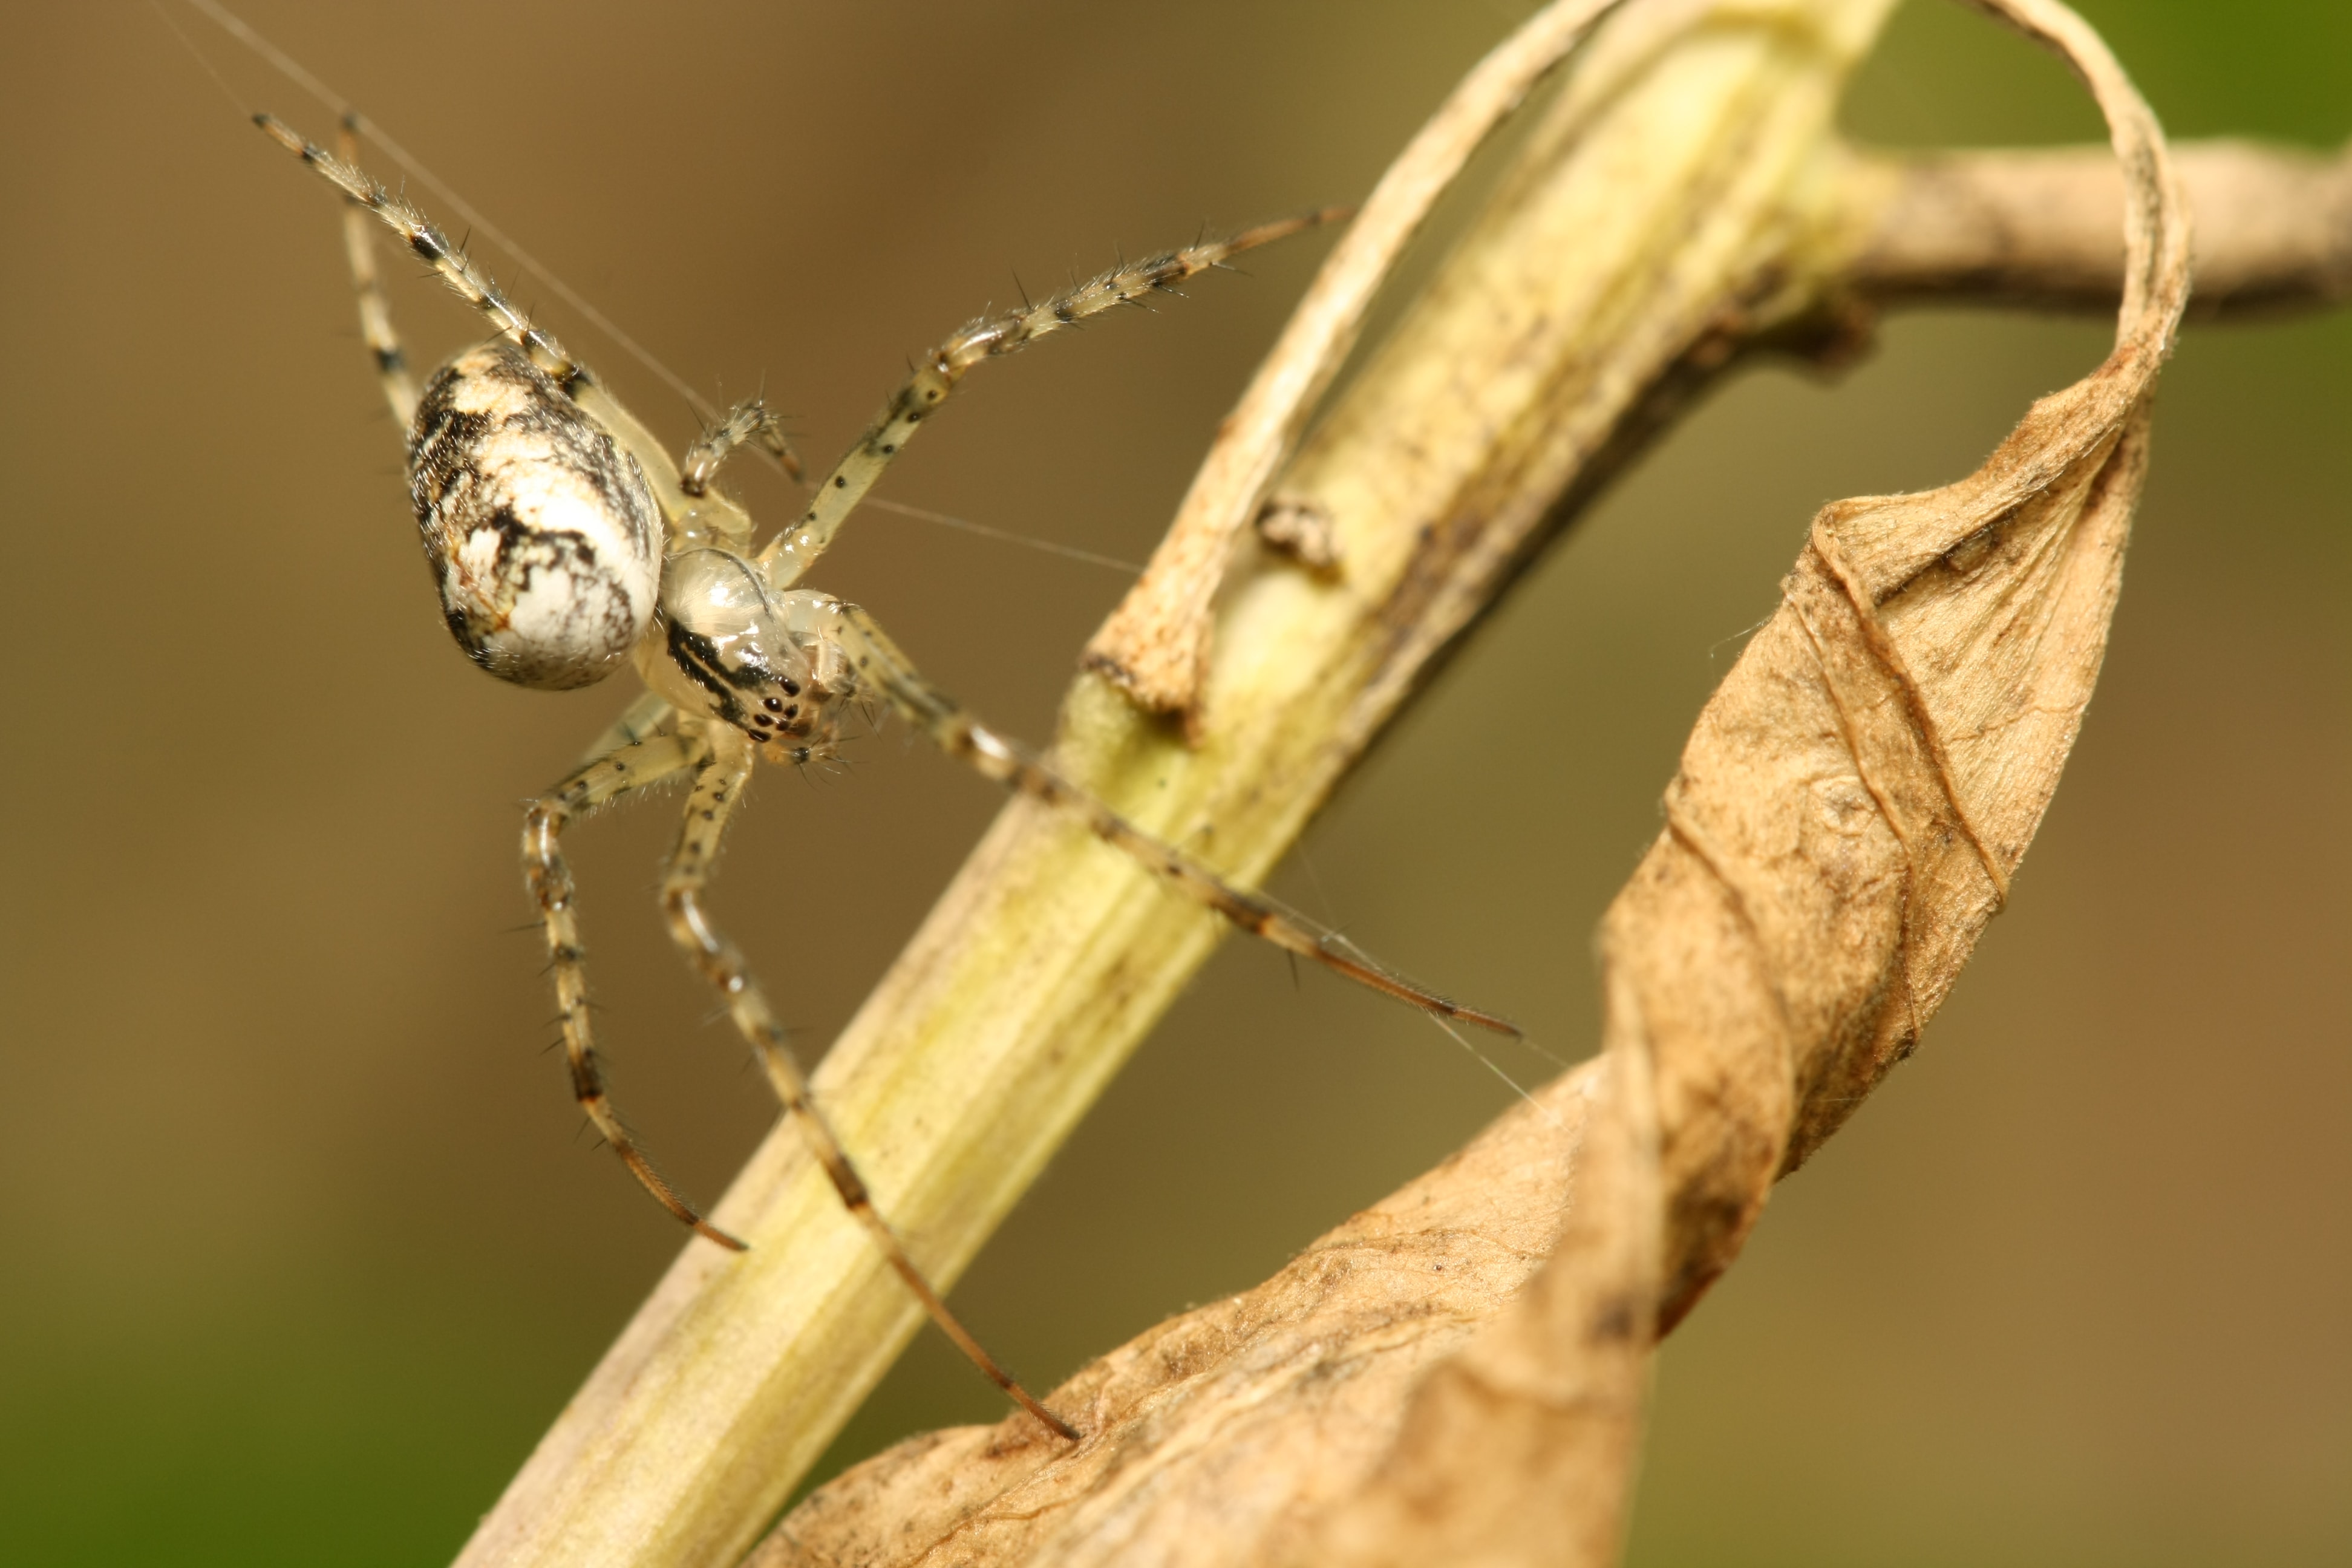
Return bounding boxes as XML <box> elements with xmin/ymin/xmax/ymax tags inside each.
<box><xmin>333</xmin><ymin>117</ymin><xmax>417</xmax><ymax>426</ymax></box>
<box><xmin>758</xmin><ymin>209</ymin><xmax>1347</xmax><ymax>590</ymax></box>
<box><xmin>522</xmin><ymin>730</ymin><xmax>742</xmax><ymax>1249</ymax></box>
<box><xmin>832</xmin><ymin>604</ymin><xmax>1520</xmax><ymax>1037</ymax></box>
<box><xmin>660</xmin><ymin>723</ymin><xmax>1079</xmax><ymax>1440</ymax></box>
<box><xmin>257</xmin><ymin>113</ymin><xmax>586</xmax><ymax>387</ymax></box>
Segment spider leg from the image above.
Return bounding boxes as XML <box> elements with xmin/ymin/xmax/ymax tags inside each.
<box><xmin>659</xmin><ymin>722</ymin><xmax>1078</xmax><ymax>1440</ymax></box>
<box><xmin>758</xmin><ymin>208</ymin><xmax>1347</xmax><ymax>589</ymax></box>
<box><xmin>523</xmin><ymin>728</ymin><xmax>744</xmax><ymax>1249</ymax></box>
<box><xmin>333</xmin><ymin>117</ymin><xmax>417</xmax><ymax>425</ymax></box>
<box><xmin>826</xmin><ymin>603</ymin><xmax>1521</xmax><ymax>1037</ymax></box>
<box><xmin>260</xmin><ymin>113</ymin><xmax>757</xmax><ymax>552</ymax></box>
<box><xmin>573</xmin><ymin>690</ymin><xmax>676</xmax><ymax>770</ymax></box>
<box><xmin>680</xmin><ymin>397</ymin><xmax>791</xmax><ymax>496</ymax></box>
<box><xmin>257</xmin><ymin>114</ymin><xmax>583</xmax><ymax>384</ymax></box>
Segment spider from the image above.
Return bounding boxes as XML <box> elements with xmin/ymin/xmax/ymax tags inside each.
<box><xmin>256</xmin><ymin>110</ymin><xmax>1515</xmax><ymax>1439</ymax></box>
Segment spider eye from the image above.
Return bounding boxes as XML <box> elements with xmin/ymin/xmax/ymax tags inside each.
<box><xmin>409</xmin><ymin>344</ymin><xmax>662</xmax><ymax>690</ymax></box>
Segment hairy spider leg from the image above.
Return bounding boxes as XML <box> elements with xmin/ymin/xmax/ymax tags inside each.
<box><xmin>681</xmin><ymin>397</ymin><xmax>789</xmax><ymax>497</ymax></box>
<box><xmin>574</xmin><ymin>690</ymin><xmax>679</xmax><ymax>771</ymax></box>
<box><xmin>335</xmin><ymin>117</ymin><xmax>417</xmax><ymax>424</ymax></box>
<box><xmin>827</xmin><ymin>603</ymin><xmax>1521</xmax><ymax>1037</ymax></box>
<box><xmin>260</xmin><ymin>114</ymin><xmax>575</xmax><ymax>377</ymax></box>
<box><xmin>757</xmin><ymin>209</ymin><xmax>1349</xmax><ymax>591</ymax></box>
<box><xmin>659</xmin><ymin>722</ymin><xmax>1078</xmax><ymax>1440</ymax></box>
<box><xmin>523</xmin><ymin>731</ymin><xmax>746</xmax><ymax>1250</ymax></box>
<box><xmin>269</xmin><ymin>113</ymin><xmax>762</xmax><ymax>552</ymax></box>
<box><xmin>283</xmin><ymin>111</ymin><xmax>731</xmax><ymax>1233</ymax></box>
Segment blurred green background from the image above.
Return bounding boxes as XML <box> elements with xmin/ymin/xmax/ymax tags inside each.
<box><xmin>0</xmin><ymin>2</ymin><xmax>2344</xmax><ymax>1563</ymax></box>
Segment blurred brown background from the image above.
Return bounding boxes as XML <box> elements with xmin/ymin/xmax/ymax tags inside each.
<box><xmin>0</xmin><ymin>2</ymin><xmax>2343</xmax><ymax>1563</ymax></box>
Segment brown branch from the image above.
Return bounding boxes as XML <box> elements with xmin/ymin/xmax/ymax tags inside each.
<box><xmin>1832</xmin><ymin>136</ymin><xmax>2352</xmax><ymax>316</ymax></box>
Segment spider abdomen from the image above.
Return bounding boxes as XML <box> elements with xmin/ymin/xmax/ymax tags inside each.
<box><xmin>408</xmin><ymin>343</ymin><xmax>662</xmax><ymax>690</ymax></box>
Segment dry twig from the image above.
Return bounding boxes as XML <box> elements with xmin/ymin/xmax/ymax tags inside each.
<box><xmin>1831</xmin><ymin>137</ymin><xmax>2352</xmax><ymax>316</ymax></box>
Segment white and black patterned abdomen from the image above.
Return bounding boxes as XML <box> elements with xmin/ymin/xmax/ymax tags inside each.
<box><xmin>408</xmin><ymin>344</ymin><xmax>662</xmax><ymax>690</ymax></box>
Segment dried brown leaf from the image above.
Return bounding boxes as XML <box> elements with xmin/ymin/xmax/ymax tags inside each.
<box><xmin>756</xmin><ymin>1</ymin><xmax>2190</xmax><ymax>1563</ymax></box>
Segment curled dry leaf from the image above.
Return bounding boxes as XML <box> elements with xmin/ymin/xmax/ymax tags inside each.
<box><xmin>757</xmin><ymin>1</ymin><xmax>2190</xmax><ymax>1564</ymax></box>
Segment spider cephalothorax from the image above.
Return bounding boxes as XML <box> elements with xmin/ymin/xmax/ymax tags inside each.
<box><xmin>644</xmin><ymin>549</ymin><xmax>854</xmax><ymax>763</ymax></box>
<box><xmin>261</xmin><ymin>108</ymin><xmax>1510</xmax><ymax>1441</ymax></box>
